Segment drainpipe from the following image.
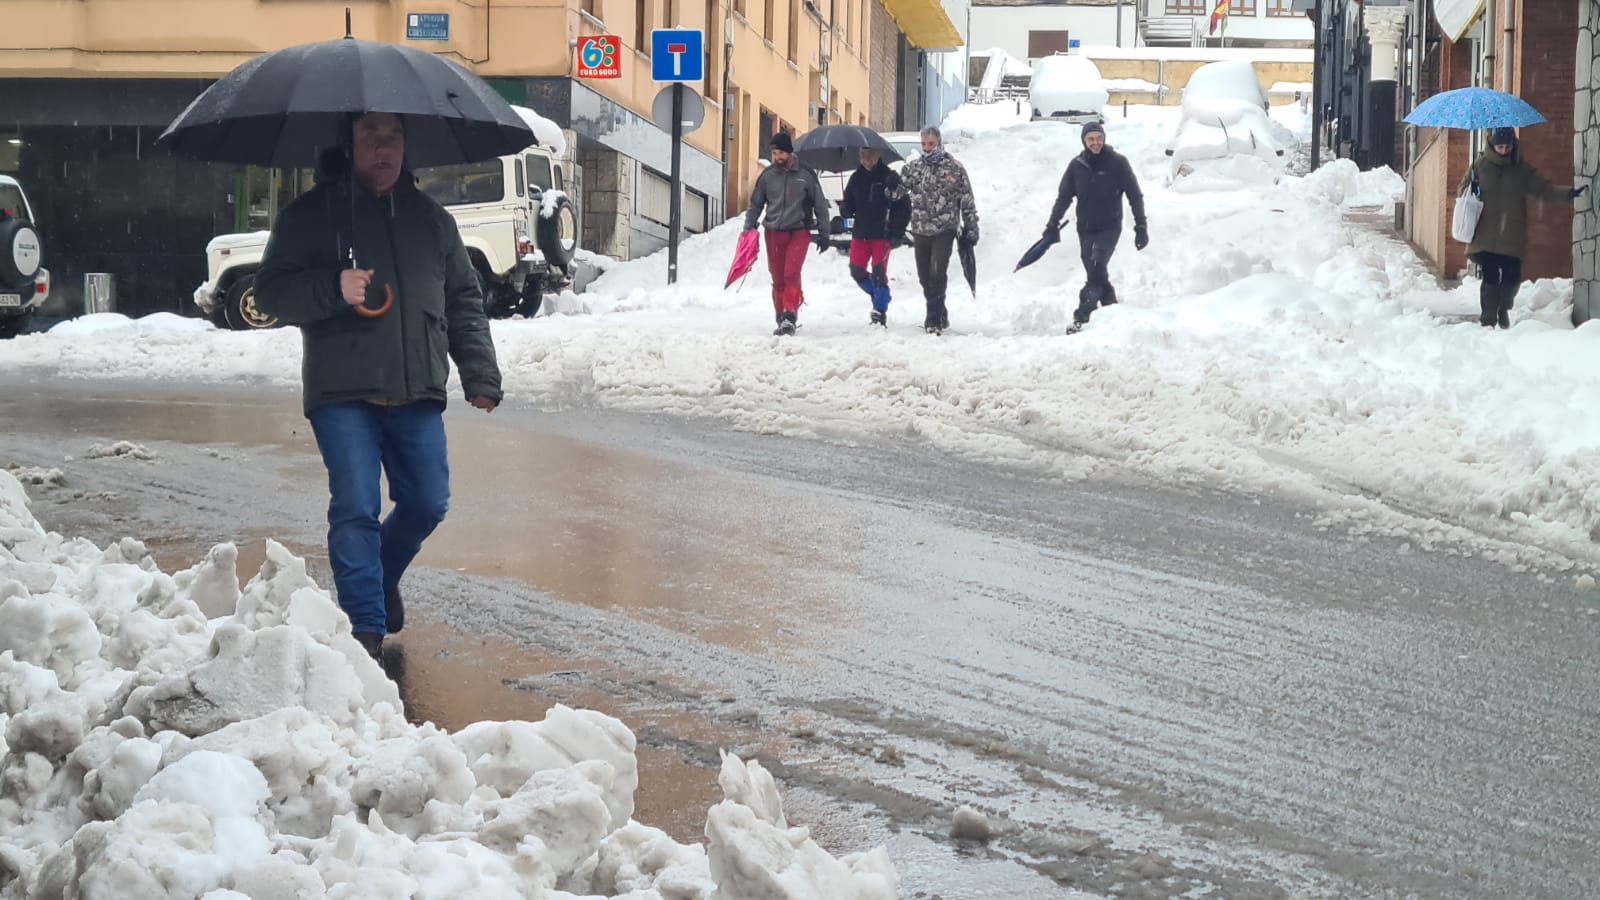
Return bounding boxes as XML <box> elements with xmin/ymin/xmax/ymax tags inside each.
<box><xmin>721</xmin><ymin>0</ymin><xmax>734</xmax><ymax>219</ymax></box>
<box><xmin>1501</xmin><ymin>0</ymin><xmax>1515</xmax><ymax>93</ymax></box>
<box><xmin>1309</xmin><ymin>2</ymin><xmax>1321</xmax><ymax>171</ymax></box>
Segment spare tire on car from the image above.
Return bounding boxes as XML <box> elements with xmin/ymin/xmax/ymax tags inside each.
<box><xmin>0</xmin><ymin>212</ymin><xmax>42</xmax><ymax>290</ymax></box>
<box><xmin>536</xmin><ymin>193</ymin><xmax>577</xmax><ymax>274</ymax></box>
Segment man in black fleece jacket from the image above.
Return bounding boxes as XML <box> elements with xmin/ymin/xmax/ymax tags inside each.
<box><xmin>1043</xmin><ymin>121</ymin><xmax>1148</xmax><ymax>333</ymax></box>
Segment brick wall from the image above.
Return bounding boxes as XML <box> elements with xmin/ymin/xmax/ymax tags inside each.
<box><xmin>1514</xmin><ymin>0</ymin><xmax>1578</xmax><ymax>280</ymax></box>
<box><xmin>868</xmin><ymin>1</ymin><xmax>899</xmax><ymax>132</ymax></box>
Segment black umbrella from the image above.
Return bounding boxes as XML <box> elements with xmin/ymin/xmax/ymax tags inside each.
<box><xmin>1014</xmin><ymin>226</ymin><xmax>1062</xmax><ymax>272</ymax></box>
<box><xmin>792</xmin><ymin>124</ymin><xmax>903</xmax><ymax>173</ymax></box>
<box><xmin>156</xmin><ymin>11</ymin><xmax>535</xmax><ymax>168</ymax></box>
<box><xmin>957</xmin><ymin>236</ymin><xmax>977</xmax><ymax>294</ymax></box>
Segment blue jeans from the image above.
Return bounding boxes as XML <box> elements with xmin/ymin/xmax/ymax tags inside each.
<box><xmin>308</xmin><ymin>401</ymin><xmax>450</xmax><ymax>635</ymax></box>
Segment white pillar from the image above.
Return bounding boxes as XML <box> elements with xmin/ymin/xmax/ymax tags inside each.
<box><xmin>1364</xmin><ymin>6</ymin><xmax>1408</xmax><ymax>84</ymax></box>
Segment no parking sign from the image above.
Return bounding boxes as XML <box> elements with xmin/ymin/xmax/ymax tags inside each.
<box><xmin>576</xmin><ymin>35</ymin><xmax>621</xmax><ymax>79</ymax></box>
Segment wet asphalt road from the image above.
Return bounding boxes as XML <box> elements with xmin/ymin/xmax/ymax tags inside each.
<box><xmin>1</xmin><ymin>377</ymin><xmax>1597</xmax><ymax>899</ymax></box>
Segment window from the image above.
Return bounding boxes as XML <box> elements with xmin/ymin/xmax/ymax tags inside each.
<box><xmin>788</xmin><ymin>0</ymin><xmax>800</xmax><ymax>62</ymax></box>
<box><xmin>515</xmin><ymin>159</ymin><xmax>526</xmax><ymax>198</ymax></box>
<box><xmin>639</xmin><ymin>166</ymin><xmax>672</xmax><ymax>225</ymax></box>
<box><xmin>1266</xmin><ymin>0</ymin><xmax>1295</xmax><ymax>15</ymax></box>
<box><xmin>1028</xmin><ymin>30</ymin><xmax>1071</xmax><ymax>58</ymax></box>
<box><xmin>1229</xmin><ymin>0</ymin><xmax>1256</xmax><ymax>14</ymax></box>
<box><xmin>582</xmin><ymin>0</ymin><xmax>600</xmax><ymax>18</ymax></box>
<box><xmin>665</xmin><ymin>0</ymin><xmax>676</xmax><ymax>27</ymax></box>
<box><xmin>414</xmin><ymin>160</ymin><xmax>506</xmax><ymax>206</ymax></box>
<box><xmin>1165</xmin><ymin>0</ymin><xmax>1206</xmax><ymax>13</ymax></box>
<box><xmin>685</xmin><ymin>187</ymin><xmax>709</xmax><ymax>233</ymax></box>
<box><xmin>636</xmin><ymin>0</ymin><xmax>649</xmax><ymax>52</ymax></box>
<box><xmin>764</xmin><ymin>0</ymin><xmax>774</xmax><ymax>41</ymax></box>
<box><xmin>734</xmin><ymin>0</ymin><xmax>746</xmax><ymax>17</ymax></box>
<box><xmin>525</xmin><ymin>154</ymin><xmax>554</xmax><ymax>192</ymax></box>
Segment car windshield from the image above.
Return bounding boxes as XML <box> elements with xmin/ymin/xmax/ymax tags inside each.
<box><xmin>0</xmin><ymin>185</ymin><xmax>29</xmax><ymax>220</ymax></box>
<box><xmin>413</xmin><ymin>160</ymin><xmax>505</xmax><ymax>206</ymax></box>
<box><xmin>890</xmin><ymin>141</ymin><xmax>921</xmax><ymax>162</ymax></box>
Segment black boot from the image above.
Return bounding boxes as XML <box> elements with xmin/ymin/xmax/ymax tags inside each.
<box><xmin>386</xmin><ymin>590</ymin><xmax>405</xmax><ymax>634</ymax></box>
<box><xmin>1479</xmin><ymin>285</ymin><xmax>1497</xmax><ymax>327</ymax></box>
<box><xmin>777</xmin><ymin>311</ymin><xmax>797</xmax><ymax>336</ymax></box>
<box><xmin>355</xmin><ymin>632</ymin><xmax>384</xmax><ymax>661</ymax></box>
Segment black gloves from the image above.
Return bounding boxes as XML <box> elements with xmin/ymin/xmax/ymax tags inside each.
<box><xmin>815</xmin><ymin>231</ymin><xmax>830</xmax><ymax>253</ymax></box>
<box><xmin>1572</xmin><ymin>185</ymin><xmax>1590</xmax><ymax>199</ymax></box>
<box><xmin>1043</xmin><ymin>222</ymin><xmax>1061</xmax><ymax>240</ymax></box>
<box><xmin>887</xmin><ymin>229</ymin><xmax>906</xmax><ymax>245</ymax></box>
<box><xmin>1134</xmin><ymin>225</ymin><xmax>1149</xmax><ymax>251</ymax></box>
<box><xmin>962</xmin><ymin>229</ymin><xmax>979</xmax><ymax>246</ymax></box>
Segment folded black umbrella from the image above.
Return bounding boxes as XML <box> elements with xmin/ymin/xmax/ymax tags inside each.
<box><xmin>792</xmin><ymin>124</ymin><xmax>904</xmax><ymax>174</ymax></box>
<box><xmin>957</xmin><ymin>236</ymin><xmax>977</xmax><ymax>294</ymax></box>
<box><xmin>157</xmin><ymin>13</ymin><xmax>534</xmax><ymax>168</ymax></box>
<box><xmin>1014</xmin><ymin>228</ymin><xmax>1062</xmax><ymax>272</ymax></box>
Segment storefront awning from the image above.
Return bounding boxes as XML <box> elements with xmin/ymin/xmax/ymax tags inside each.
<box><xmin>1433</xmin><ymin>0</ymin><xmax>1487</xmax><ymax>42</ymax></box>
<box><xmin>880</xmin><ymin>0</ymin><xmax>963</xmax><ymax>51</ymax></box>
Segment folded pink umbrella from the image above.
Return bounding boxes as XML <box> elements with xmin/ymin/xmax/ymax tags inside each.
<box><xmin>726</xmin><ymin>228</ymin><xmax>761</xmax><ymax>288</ymax></box>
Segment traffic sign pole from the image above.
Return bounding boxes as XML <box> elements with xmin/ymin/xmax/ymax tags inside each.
<box><xmin>668</xmin><ymin>83</ymin><xmax>684</xmax><ymax>285</ymax></box>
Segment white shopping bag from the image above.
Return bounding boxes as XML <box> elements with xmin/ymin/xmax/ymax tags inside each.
<box><xmin>1452</xmin><ymin>171</ymin><xmax>1483</xmax><ymax>243</ymax></box>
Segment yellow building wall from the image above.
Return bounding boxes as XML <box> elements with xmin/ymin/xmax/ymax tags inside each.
<box><xmin>0</xmin><ymin>0</ymin><xmax>873</xmax><ymax>198</ymax></box>
<box><xmin>1088</xmin><ymin>55</ymin><xmax>1311</xmax><ymax>106</ymax></box>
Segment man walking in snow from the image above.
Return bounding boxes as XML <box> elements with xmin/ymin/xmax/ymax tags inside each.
<box><xmin>743</xmin><ymin>131</ymin><xmax>830</xmax><ymax>336</ymax></box>
<box><xmin>1043</xmin><ymin>121</ymin><xmax>1147</xmax><ymax>334</ymax></box>
<box><xmin>899</xmin><ymin>127</ymin><xmax>979</xmax><ymax>334</ymax></box>
<box><xmin>254</xmin><ymin>112</ymin><xmax>503</xmax><ymax>661</ymax></box>
<box><xmin>840</xmin><ymin>146</ymin><xmax>912</xmax><ymax>326</ymax></box>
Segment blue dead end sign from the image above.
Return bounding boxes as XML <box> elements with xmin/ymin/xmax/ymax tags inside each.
<box><xmin>650</xmin><ymin>29</ymin><xmax>704</xmax><ymax>82</ymax></box>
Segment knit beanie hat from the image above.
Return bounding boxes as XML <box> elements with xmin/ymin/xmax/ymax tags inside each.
<box><xmin>1081</xmin><ymin>121</ymin><xmax>1106</xmax><ymax>143</ymax></box>
<box><xmin>771</xmin><ymin>131</ymin><xmax>794</xmax><ymax>153</ymax></box>
<box><xmin>1489</xmin><ymin>126</ymin><xmax>1517</xmax><ymax>147</ymax></box>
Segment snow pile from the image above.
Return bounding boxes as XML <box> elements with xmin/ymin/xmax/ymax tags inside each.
<box><xmin>514</xmin><ymin>106</ymin><xmax>570</xmax><ymax>157</ymax></box>
<box><xmin>1180</xmin><ymin>60</ymin><xmax>1269</xmax><ymax>112</ymax></box>
<box><xmin>85</xmin><ymin>441</ymin><xmax>156</xmax><ymax>461</ymax></box>
<box><xmin>0</xmin><ymin>471</ymin><xmax>897</xmax><ymax>899</ymax></box>
<box><xmin>1028</xmin><ymin>55</ymin><xmax>1109</xmax><ymax>118</ymax></box>
<box><xmin>48</xmin><ymin>313</ymin><xmax>214</xmax><ymax>338</ymax></box>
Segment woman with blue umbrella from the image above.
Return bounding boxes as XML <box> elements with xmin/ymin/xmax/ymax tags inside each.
<box><xmin>1405</xmin><ymin>88</ymin><xmax>1589</xmax><ymax>328</ymax></box>
<box><xmin>1457</xmin><ymin>127</ymin><xmax>1586</xmax><ymax>329</ymax></box>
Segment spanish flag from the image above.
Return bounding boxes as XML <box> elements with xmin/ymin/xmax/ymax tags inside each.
<box><xmin>1208</xmin><ymin>0</ymin><xmax>1229</xmax><ymax>34</ymax></box>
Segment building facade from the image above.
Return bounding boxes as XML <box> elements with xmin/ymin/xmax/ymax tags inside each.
<box><xmin>1143</xmin><ymin>0</ymin><xmax>1313</xmax><ymax>47</ymax></box>
<box><xmin>0</xmin><ymin>0</ymin><xmax>960</xmax><ymax>317</ymax></box>
<box><xmin>970</xmin><ymin>0</ymin><xmax>1140</xmax><ymax>64</ymax></box>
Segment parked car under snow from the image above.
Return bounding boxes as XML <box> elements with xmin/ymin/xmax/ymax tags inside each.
<box><xmin>1028</xmin><ymin>54</ymin><xmax>1109</xmax><ymax>124</ymax></box>
<box><xmin>1164</xmin><ymin>60</ymin><xmax>1295</xmax><ymax>188</ymax></box>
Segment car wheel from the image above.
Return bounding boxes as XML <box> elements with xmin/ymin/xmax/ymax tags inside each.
<box><xmin>536</xmin><ymin>194</ymin><xmax>577</xmax><ymax>273</ymax></box>
<box><xmin>517</xmin><ymin>277</ymin><xmax>544</xmax><ymax>318</ymax></box>
<box><xmin>222</xmin><ymin>275</ymin><xmax>277</xmax><ymax>330</ymax></box>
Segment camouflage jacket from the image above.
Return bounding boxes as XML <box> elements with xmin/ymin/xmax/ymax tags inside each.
<box><xmin>900</xmin><ymin>150</ymin><xmax>979</xmax><ymax>241</ymax></box>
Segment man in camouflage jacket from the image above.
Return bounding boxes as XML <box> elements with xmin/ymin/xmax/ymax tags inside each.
<box><xmin>899</xmin><ymin>126</ymin><xmax>979</xmax><ymax>333</ymax></box>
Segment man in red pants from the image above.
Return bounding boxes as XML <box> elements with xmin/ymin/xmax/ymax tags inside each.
<box><xmin>743</xmin><ymin>131</ymin><xmax>829</xmax><ymax>335</ymax></box>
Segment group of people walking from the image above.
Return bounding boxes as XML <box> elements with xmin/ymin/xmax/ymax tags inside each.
<box><xmin>742</xmin><ymin>121</ymin><xmax>1149</xmax><ymax>335</ymax></box>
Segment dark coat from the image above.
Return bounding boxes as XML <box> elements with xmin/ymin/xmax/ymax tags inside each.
<box><xmin>839</xmin><ymin>161</ymin><xmax>911</xmax><ymax>241</ymax></box>
<box><xmin>1049</xmin><ymin>146</ymin><xmax>1147</xmax><ymax>234</ymax></box>
<box><xmin>743</xmin><ymin>161</ymin><xmax>828</xmax><ymax>233</ymax></box>
<box><xmin>254</xmin><ymin>177</ymin><xmax>503</xmax><ymax>416</ymax></box>
<box><xmin>1458</xmin><ymin>142</ymin><xmax>1571</xmax><ymax>259</ymax></box>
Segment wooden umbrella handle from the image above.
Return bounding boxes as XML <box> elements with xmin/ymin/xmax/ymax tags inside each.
<box><xmin>353</xmin><ymin>284</ymin><xmax>394</xmax><ymax>319</ymax></box>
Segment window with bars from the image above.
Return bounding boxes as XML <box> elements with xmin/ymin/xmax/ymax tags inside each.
<box><xmin>639</xmin><ymin>167</ymin><xmax>671</xmax><ymax>225</ymax></box>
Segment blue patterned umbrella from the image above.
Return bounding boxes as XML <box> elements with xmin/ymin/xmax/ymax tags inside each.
<box><xmin>1403</xmin><ymin>87</ymin><xmax>1546</xmax><ymax>130</ymax></box>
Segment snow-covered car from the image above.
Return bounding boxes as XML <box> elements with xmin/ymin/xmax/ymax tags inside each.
<box><xmin>194</xmin><ymin>106</ymin><xmax>579</xmax><ymax>330</ymax></box>
<box><xmin>1029</xmin><ymin>54</ymin><xmax>1109</xmax><ymax>124</ymax></box>
<box><xmin>817</xmin><ymin>132</ymin><xmax>922</xmax><ymax>250</ymax></box>
<box><xmin>0</xmin><ymin>175</ymin><xmax>51</xmax><ymax>339</ymax></box>
<box><xmin>1164</xmin><ymin>60</ymin><xmax>1294</xmax><ymax>187</ymax></box>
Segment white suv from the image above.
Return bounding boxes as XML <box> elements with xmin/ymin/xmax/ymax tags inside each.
<box><xmin>0</xmin><ymin>175</ymin><xmax>51</xmax><ymax>339</ymax></box>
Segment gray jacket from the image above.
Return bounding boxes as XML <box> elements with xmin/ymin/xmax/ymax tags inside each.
<box><xmin>743</xmin><ymin>162</ymin><xmax>828</xmax><ymax>233</ymax></box>
<box><xmin>901</xmin><ymin>150</ymin><xmax>979</xmax><ymax>241</ymax></box>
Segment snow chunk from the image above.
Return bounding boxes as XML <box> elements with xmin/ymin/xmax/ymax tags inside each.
<box><xmin>514</xmin><ymin>105</ymin><xmax>569</xmax><ymax>156</ymax></box>
<box><xmin>86</xmin><ymin>441</ymin><xmax>156</xmax><ymax>461</ymax></box>
<box><xmin>949</xmin><ymin>805</ymin><xmax>994</xmax><ymax>841</ymax></box>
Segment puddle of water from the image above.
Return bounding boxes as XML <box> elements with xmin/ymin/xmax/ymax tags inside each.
<box><xmin>4</xmin><ymin>390</ymin><xmax>853</xmax><ymax>656</ymax></box>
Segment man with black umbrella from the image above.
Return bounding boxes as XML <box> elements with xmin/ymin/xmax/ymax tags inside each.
<box><xmin>1043</xmin><ymin>121</ymin><xmax>1148</xmax><ymax>334</ymax></box>
<box><xmin>744</xmin><ymin>131</ymin><xmax>830</xmax><ymax>336</ymax></box>
<box><xmin>840</xmin><ymin>147</ymin><xmax>912</xmax><ymax>326</ymax></box>
<box><xmin>254</xmin><ymin>112</ymin><xmax>503</xmax><ymax>661</ymax></box>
